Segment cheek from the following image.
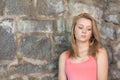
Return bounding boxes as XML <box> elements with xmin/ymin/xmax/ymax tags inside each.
<box><xmin>87</xmin><ymin>31</ymin><xmax>92</xmax><ymax>37</ymax></box>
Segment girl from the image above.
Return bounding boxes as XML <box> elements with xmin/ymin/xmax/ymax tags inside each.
<box><xmin>59</xmin><ymin>13</ymin><xmax>108</xmax><ymax>80</ymax></box>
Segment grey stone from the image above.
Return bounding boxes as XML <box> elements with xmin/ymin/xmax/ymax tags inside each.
<box><xmin>5</xmin><ymin>0</ymin><xmax>35</xmax><ymax>16</ymax></box>
<box><xmin>116</xmin><ymin>27</ymin><xmax>120</xmax><ymax>38</ymax></box>
<box><xmin>0</xmin><ymin>19</ymin><xmax>16</xmax><ymax>60</ymax></box>
<box><xmin>104</xmin><ymin>14</ymin><xmax>119</xmax><ymax>24</ymax></box>
<box><xmin>112</xmin><ymin>42</ymin><xmax>120</xmax><ymax>55</ymax></box>
<box><xmin>108</xmin><ymin>0</ymin><xmax>120</xmax><ymax>2</ymax></box>
<box><xmin>9</xmin><ymin>63</ymin><xmax>42</xmax><ymax>75</ymax></box>
<box><xmin>21</xmin><ymin>35</ymin><xmax>51</xmax><ymax>59</ymax></box>
<box><xmin>100</xmin><ymin>23</ymin><xmax>117</xmax><ymax>40</ymax></box>
<box><xmin>41</xmin><ymin>76</ymin><xmax>52</xmax><ymax>80</ymax></box>
<box><xmin>54</xmin><ymin>36</ymin><xmax>67</xmax><ymax>45</ymax></box>
<box><xmin>0</xmin><ymin>0</ymin><xmax>3</xmax><ymax>16</ymax></box>
<box><xmin>29</xmin><ymin>77</ymin><xmax>39</xmax><ymax>80</ymax></box>
<box><xmin>110</xmin><ymin>68</ymin><xmax>120</xmax><ymax>80</ymax></box>
<box><xmin>66</xmin><ymin>18</ymin><xmax>73</xmax><ymax>33</ymax></box>
<box><xmin>17</xmin><ymin>19</ymin><xmax>53</xmax><ymax>33</ymax></box>
<box><xmin>44</xmin><ymin>62</ymin><xmax>56</xmax><ymax>73</ymax></box>
<box><xmin>68</xmin><ymin>1</ymin><xmax>103</xmax><ymax>21</ymax></box>
<box><xmin>109</xmin><ymin>3</ymin><xmax>120</xmax><ymax>13</ymax></box>
<box><xmin>55</xmin><ymin>44</ymin><xmax>71</xmax><ymax>56</ymax></box>
<box><xmin>112</xmin><ymin>41</ymin><xmax>120</xmax><ymax>64</ymax></box>
<box><xmin>12</xmin><ymin>78</ymin><xmax>23</xmax><ymax>80</ymax></box>
<box><xmin>0</xmin><ymin>65</ymin><xmax>8</xmax><ymax>79</ymax></box>
<box><xmin>37</xmin><ymin>0</ymin><xmax>66</xmax><ymax>17</ymax></box>
<box><xmin>56</xmin><ymin>18</ymin><xmax>66</xmax><ymax>33</ymax></box>
<box><xmin>117</xmin><ymin>61</ymin><xmax>120</xmax><ymax>69</ymax></box>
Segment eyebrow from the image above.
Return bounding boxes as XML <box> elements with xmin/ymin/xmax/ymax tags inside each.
<box><xmin>77</xmin><ymin>24</ymin><xmax>92</xmax><ymax>28</ymax></box>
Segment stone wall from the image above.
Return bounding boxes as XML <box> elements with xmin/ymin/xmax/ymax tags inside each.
<box><xmin>0</xmin><ymin>0</ymin><xmax>120</xmax><ymax>80</ymax></box>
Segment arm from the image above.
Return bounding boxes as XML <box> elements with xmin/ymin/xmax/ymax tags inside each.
<box><xmin>58</xmin><ymin>52</ymin><xmax>67</xmax><ymax>80</ymax></box>
<box><xmin>97</xmin><ymin>48</ymin><xmax>108</xmax><ymax>80</ymax></box>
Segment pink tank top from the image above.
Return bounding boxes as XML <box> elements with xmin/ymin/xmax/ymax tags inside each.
<box><xmin>66</xmin><ymin>52</ymin><xmax>97</xmax><ymax>80</ymax></box>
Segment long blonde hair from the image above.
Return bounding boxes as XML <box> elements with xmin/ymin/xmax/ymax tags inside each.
<box><xmin>70</xmin><ymin>13</ymin><xmax>103</xmax><ymax>58</ymax></box>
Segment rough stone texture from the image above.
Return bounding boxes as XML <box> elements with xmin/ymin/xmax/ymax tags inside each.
<box><xmin>108</xmin><ymin>0</ymin><xmax>120</xmax><ymax>2</ymax></box>
<box><xmin>116</xmin><ymin>27</ymin><xmax>120</xmax><ymax>39</ymax></box>
<box><xmin>104</xmin><ymin>14</ymin><xmax>120</xmax><ymax>24</ymax></box>
<box><xmin>109</xmin><ymin>2</ymin><xmax>120</xmax><ymax>13</ymax></box>
<box><xmin>37</xmin><ymin>0</ymin><xmax>66</xmax><ymax>17</ymax></box>
<box><xmin>66</xmin><ymin>18</ymin><xmax>73</xmax><ymax>33</ymax></box>
<box><xmin>0</xmin><ymin>19</ymin><xmax>16</xmax><ymax>60</ymax></box>
<box><xmin>17</xmin><ymin>19</ymin><xmax>53</xmax><ymax>33</ymax></box>
<box><xmin>0</xmin><ymin>0</ymin><xmax>3</xmax><ymax>16</ymax></box>
<box><xmin>21</xmin><ymin>35</ymin><xmax>51</xmax><ymax>60</ymax></box>
<box><xmin>9</xmin><ymin>63</ymin><xmax>42</xmax><ymax>75</ymax></box>
<box><xmin>0</xmin><ymin>65</ymin><xmax>8</xmax><ymax>79</ymax></box>
<box><xmin>54</xmin><ymin>36</ymin><xmax>68</xmax><ymax>45</ymax></box>
<box><xmin>109</xmin><ymin>68</ymin><xmax>120</xmax><ymax>80</ymax></box>
<box><xmin>112</xmin><ymin>41</ymin><xmax>120</xmax><ymax>66</ymax></box>
<box><xmin>0</xmin><ymin>0</ymin><xmax>120</xmax><ymax>80</ymax></box>
<box><xmin>5</xmin><ymin>0</ymin><xmax>35</xmax><ymax>16</ymax></box>
<box><xmin>29</xmin><ymin>77</ymin><xmax>39</xmax><ymax>80</ymax></box>
<box><xmin>41</xmin><ymin>76</ymin><xmax>52</xmax><ymax>80</ymax></box>
<box><xmin>68</xmin><ymin>0</ymin><xmax>103</xmax><ymax>22</ymax></box>
<box><xmin>12</xmin><ymin>78</ymin><xmax>23</xmax><ymax>80</ymax></box>
<box><xmin>56</xmin><ymin>18</ymin><xmax>66</xmax><ymax>33</ymax></box>
<box><xmin>100</xmin><ymin>23</ymin><xmax>117</xmax><ymax>40</ymax></box>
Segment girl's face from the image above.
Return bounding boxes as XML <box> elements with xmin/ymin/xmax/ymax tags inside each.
<box><xmin>74</xmin><ymin>18</ymin><xmax>92</xmax><ymax>43</ymax></box>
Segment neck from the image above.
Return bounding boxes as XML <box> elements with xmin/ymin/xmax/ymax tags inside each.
<box><xmin>76</xmin><ymin>41</ymin><xmax>89</xmax><ymax>56</ymax></box>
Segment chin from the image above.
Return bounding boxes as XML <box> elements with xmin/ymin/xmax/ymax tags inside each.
<box><xmin>78</xmin><ymin>39</ymin><xmax>88</xmax><ymax>42</ymax></box>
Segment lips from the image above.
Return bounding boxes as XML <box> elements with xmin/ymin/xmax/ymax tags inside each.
<box><xmin>81</xmin><ymin>35</ymin><xmax>86</xmax><ymax>38</ymax></box>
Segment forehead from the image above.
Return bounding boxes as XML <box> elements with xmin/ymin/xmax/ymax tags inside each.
<box><xmin>76</xmin><ymin>18</ymin><xmax>92</xmax><ymax>26</ymax></box>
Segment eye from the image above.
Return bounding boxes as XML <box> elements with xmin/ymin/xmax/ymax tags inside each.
<box><xmin>88</xmin><ymin>28</ymin><xmax>92</xmax><ymax>31</ymax></box>
<box><xmin>78</xmin><ymin>26</ymin><xmax>83</xmax><ymax>29</ymax></box>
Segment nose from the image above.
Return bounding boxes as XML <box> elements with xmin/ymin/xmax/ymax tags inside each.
<box><xmin>82</xmin><ymin>29</ymin><xmax>87</xmax><ymax>33</ymax></box>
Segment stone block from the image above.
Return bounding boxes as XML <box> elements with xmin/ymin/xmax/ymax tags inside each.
<box><xmin>55</xmin><ymin>44</ymin><xmax>71</xmax><ymax>56</ymax></box>
<box><xmin>66</xmin><ymin>18</ymin><xmax>73</xmax><ymax>33</ymax></box>
<box><xmin>108</xmin><ymin>0</ymin><xmax>120</xmax><ymax>2</ymax></box>
<box><xmin>29</xmin><ymin>77</ymin><xmax>39</xmax><ymax>80</ymax></box>
<box><xmin>54</xmin><ymin>36</ymin><xmax>67</xmax><ymax>45</ymax></box>
<box><xmin>0</xmin><ymin>65</ymin><xmax>8</xmax><ymax>79</ymax></box>
<box><xmin>41</xmin><ymin>76</ymin><xmax>52</xmax><ymax>80</ymax></box>
<box><xmin>117</xmin><ymin>61</ymin><xmax>120</xmax><ymax>69</ymax></box>
<box><xmin>5</xmin><ymin>0</ymin><xmax>35</xmax><ymax>16</ymax></box>
<box><xmin>17</xmin><ymin>19</ymin><xmax>53</xmax><ymax>33</ymax></box>
<box><xmin>100</xmin><ymin>23</ymin><xmax>117</xmax><ymax>40</ymax></box>
<box><xmin>0</xmin><ymin>19</ymin><xmax>16</xmax><ymax>60</ymax></box>
<box><xmin>104</xmin><ymin>14</ymin><xmax>119</xmax><ymax>24</ymax></box>
<box><xmin>109</xmin><ymin>3</ymin><xmax>120</xmax><ymax>13</ymax></box>
<box><xmin>112</xmin><ymin>41</ymin><xmax>120</xmax><ymax>54</ymax></box>
<box><xmin>116</xmin><ymin>27</ymin><xmax>120</xmax><ymax>38</ymax></box>
<box><xmin>68</xmin><ymin>0</ymin><xmax>103</xmax><ymax>21</ymax></box>
<box><xmin>37</xmin><ymin>0</ymin><xmax>66</xmax><ymax>17</ymax></box>
<box><xmin>11</xmin><ymin>78</ymin><xmax>23</xmax><ymax>80</ymax></box>
<box><xmin>56</xmin><ymin>18</ymin><xmax>66</xmax><ymax>33</ymax></box>
<box><xmin>0</xmin><ymin>0</ymin><xmax>3</xmax><ymax>16</ymax></box>
<box><xmin>21</xmin><ymin>35</ymin><xmax>51</xmax><ymax>60</ymax></box>
<box><xmin>9</xmin><ymin>63</ymin><xmax>42</xmax><ymax>75</ymax></box>
<box><xmin>110</xmin><ymin>68</ymin><xmax>120</xmax><ymax>80</ymax></box>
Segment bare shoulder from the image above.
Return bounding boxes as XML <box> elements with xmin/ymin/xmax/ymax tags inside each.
<box><xmin>59</xmin><ymin>50</ymin><xmax>69</xmax><ymax>60</ymax></box>
<box><xmin>97</xmin><ymin>47</ymin><xmax>107</xmax><ymax>56</ymax></box>
<box><xmin>96</xmin><ymin>47</ymin><xmax>108</xmax><ymax>60</ymax></box>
